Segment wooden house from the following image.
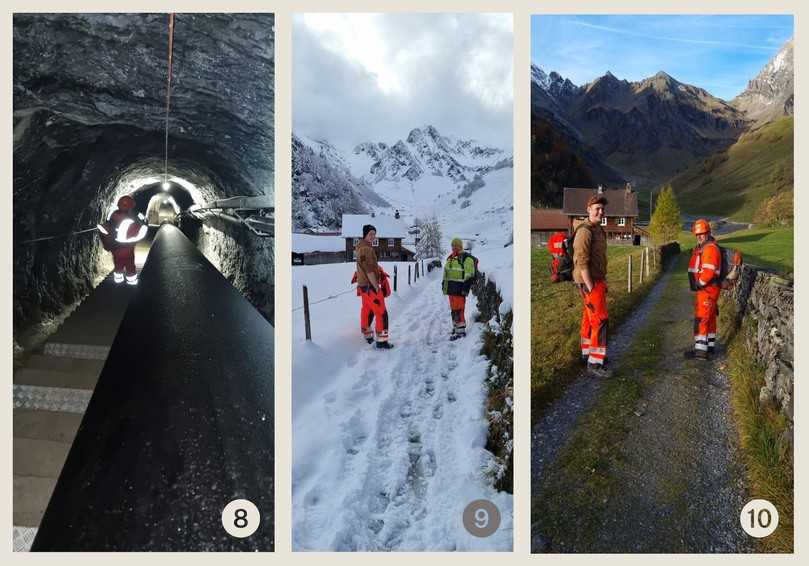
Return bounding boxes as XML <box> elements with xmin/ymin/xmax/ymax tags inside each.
<box><xmin>562</xmin><ymin>184</ymin><xmax>639</xmax><ymax>241</ymax></box>
<box><xmin>341</xmin><ymin>214</ymin><xmax>415</xmax><ymax>262</ymax></box>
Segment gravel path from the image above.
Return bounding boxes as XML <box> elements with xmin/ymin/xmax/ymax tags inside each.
<box><xmin>532</xmin><ymin>258</ymin><xmax>753</xmax><ymax>553</ymax></box>
<box><xmin>531</xmin><ymin>263</ymin><xmax>675</xmax><ymax>485</ymax></box>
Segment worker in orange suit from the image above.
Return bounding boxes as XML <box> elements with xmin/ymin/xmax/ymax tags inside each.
<box><xmin>686</xmin><ymin>218</ymin><xmax>722</xmax><ymax>359</ymax></box>
<box><xmin>573</xmin><ymin>194</ymin><xmax>610</xmax><ymax>378</ymax></box>
<box><xmin>547</xmin><ymin>231</ymin><xmax>567</xmax><ymax>282</ymax></box>
<box><xmin>355</xmin><ymin>224</ymin><xmax>393</xmax><ymax>349</ymax></box>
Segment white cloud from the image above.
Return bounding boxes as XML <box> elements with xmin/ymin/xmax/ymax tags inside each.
<box><xmin>293</xmin><ymin>13</ymin><xmax>513</xmax><ymax>151</ymax></box>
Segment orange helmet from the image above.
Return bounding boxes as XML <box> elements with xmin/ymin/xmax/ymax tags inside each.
<box><xmin>691</xmin><ymin>218</ymin><xmax>711</xmax><ymax>236</ymax></box>
<box><xmin>117</xmin><ymin>195</ymin><xmax>135</xmax><ymax>211</ymax></box>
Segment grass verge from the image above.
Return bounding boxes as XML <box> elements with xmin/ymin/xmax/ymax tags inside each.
<box><xmin>720</xmin><ymin>302</ymin><xmax>794</xmax><ymax>552</ymax></box>
<box><xmin>530</xmin><ymin>254</ymin><xmax>687</xmax><ymax>548</ymax></box>
<box><xmin>531</xmin><ymin>244</ymin><xmax>662</xmax><ymax>421</ymax></box>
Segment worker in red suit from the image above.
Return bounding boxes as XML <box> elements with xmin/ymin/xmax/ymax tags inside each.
<box><xmin>547</xmin><ymin>231</ymin><xmax>567</xmax><ymax>282</ymax></box>
<box><xmin>97</xmin><ymin>195</ymin><xmax>148</xmax><ymax>285</ymax></box>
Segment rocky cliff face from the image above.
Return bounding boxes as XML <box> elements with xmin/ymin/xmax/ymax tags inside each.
<box><xmin>731</xmin><ymin>39</ymin><xmax>794</xmax><ymax>126</ymax></box>
<box><xmin>14</xmin><ymin>13</ymin><xmax>275</xmax><ymax>344</ymax></box>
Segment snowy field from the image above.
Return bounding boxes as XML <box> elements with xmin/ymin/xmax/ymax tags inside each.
<box><xmin>292</xmin><ymin>261</ymin><xmax>512</xmax><ymax>550</ymax></box>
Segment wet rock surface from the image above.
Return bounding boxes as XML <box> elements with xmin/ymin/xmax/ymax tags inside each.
<box><xmin>14</xmin><ymin>14</ymin><xmax>275</xmax><ymax>342</ymax></box>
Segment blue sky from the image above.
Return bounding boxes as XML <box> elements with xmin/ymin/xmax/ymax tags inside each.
<box><xmin>531</xmin><ymin>15</ymin><xmax>793</xmax><ymax>100</ymax></box>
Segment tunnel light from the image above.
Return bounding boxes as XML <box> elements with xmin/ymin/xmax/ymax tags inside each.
<box><xmin>162</xmin><ymin>181</ymin><xmax>171</xmax><ymax>191</ymax></box>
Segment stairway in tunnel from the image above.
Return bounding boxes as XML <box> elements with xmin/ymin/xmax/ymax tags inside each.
<box><xmin>12</xmin><ymin>240</ymin><xmax>151</xmax><ymax>551</ymax></box>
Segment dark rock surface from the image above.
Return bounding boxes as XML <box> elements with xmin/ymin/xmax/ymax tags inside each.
<box><xmin>14</xmin><ymin>13</ymin><xmax>275</xmax><ymax>344</ymax></box>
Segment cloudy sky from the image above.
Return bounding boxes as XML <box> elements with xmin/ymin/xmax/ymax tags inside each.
<box><xmin>532</xmin><ymin>15</ymin><xmax>793</xmax><ymax>101</ymax></box>
<box><xmin>293</xmin><ymin>13</ymin><xmax>513</xmax><ymax>152</ymax></box>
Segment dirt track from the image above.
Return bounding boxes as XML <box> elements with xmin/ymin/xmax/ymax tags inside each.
<box><xmin>532</xmin><ymin>257</ymin><xmax>753</xmax><ymax>553</ymax></box>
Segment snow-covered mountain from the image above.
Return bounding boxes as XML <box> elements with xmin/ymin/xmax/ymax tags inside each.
<box><xmin>294</xmin><ymin>125</ymin><xmax>512</xmax><ymax>240</ymax></box>
<box><xmin>352</xmin><ymin>125</ymin><xmax>510</xmax><ymax>185</ymax></box>
<box><xmin>731</xmin><ymin>38</ymin><xmax>794</xmax><ymax>125</ymax></box>
<box><xmin>292</xmin><ymin>133</ymin><xmax>389</xmax><ymax>231</ymax></box>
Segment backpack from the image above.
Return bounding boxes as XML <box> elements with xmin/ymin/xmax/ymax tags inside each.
<box><xmin>717</xmin><ymin>245</ymin><xmax>743</xmax><ymax>286</ymax></box>
<box><xmin>689</xmin><ymin>241</ymin><xmax>743</xmax><ymax>290</ymax></box>
<box><xmin>551</xmin><ymin>225</ymin><xmax>588</xmax><ymax>283</ymax></box>
<box><xmin>459</xmin><ymin>252</ymin><xmax>479</xmax><ymax>277</ymax></box>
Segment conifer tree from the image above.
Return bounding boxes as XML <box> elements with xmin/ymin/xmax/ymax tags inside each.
<box><xmin>649</xmin><ymin>186</ymin><xmax>682</xmax><ymax>244</ymax></box>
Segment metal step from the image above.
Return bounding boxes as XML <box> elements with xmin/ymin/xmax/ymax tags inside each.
<box><xmin>13</xmin><ymin>368</ymin><xmax>99</xmax><ymax>391</ymax></box>
<box><xmin>13</xmin><ymin>385</ymin><xmax>92</xmax><ymax>414</ymax></box>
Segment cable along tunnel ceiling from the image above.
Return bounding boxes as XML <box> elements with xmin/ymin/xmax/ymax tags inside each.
<box><xmin>13</xmin><ymin>13</ymin><xmax>276</xmax><ymax>343</ymax></box>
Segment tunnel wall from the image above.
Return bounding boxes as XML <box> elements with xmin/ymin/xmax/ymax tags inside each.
<box><xmin>13</xmin><ymin>14</ymin><xmax>275</xmax><ymax>350</ymax></box>
<box><xmin>197</xmin><ymin>217</ymin><xmax>275</xmax><ymax>324</ymax></box>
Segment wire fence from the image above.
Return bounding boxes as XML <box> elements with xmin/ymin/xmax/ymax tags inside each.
<box><xmin>295</xmin><ymin>260</ymin><xmax>432</xmax><ymax>340</ymax></box>
<box><xmin>534</xmin><ymin>247</ymin><xmax>661</xmax><ymax>305</ymax></box>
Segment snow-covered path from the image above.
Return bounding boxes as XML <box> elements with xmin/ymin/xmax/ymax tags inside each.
<box><xmin>292</xmin><ymin>269</ymin><xmax>512</xmax><ymax>551</ymax></box>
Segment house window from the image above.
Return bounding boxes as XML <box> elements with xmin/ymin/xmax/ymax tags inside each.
<box><xmin>618</xmin><ymin>217</ymin><xmax>626</xmax><ymax>226</ymax></box>
<box><xmin>372</xmin><ymin>238</ymin><xmax>379</xmax><ymax>247</ymax></box>
<box><xmin>352</xmin><ymin>251</ymin><xmax>357</xmax><ymax>260</ymax></box>
<box><xmin>353</xmin><ymin>238</ymin><xmax>359</xmax><ymax>245</ymax></box>
<box><xmin>388</xmin><ymin>238</ymin><xmax>395</xmax><ymax>247</ymax></box>
<box><xmin>601</xmin><ymin>217</ymin><xmax>608</xmax><ymax>226</ymax></box>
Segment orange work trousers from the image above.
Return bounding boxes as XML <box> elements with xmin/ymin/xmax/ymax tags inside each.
<box><xmin>360</xmin><ymin>286</ymin><xmax>389</xmax><ymax>342</ymax></box>
<box><xmin>448</xmin><ymin>295</ymin><xmax>466</xmax><ymax>335</ymax></box>
<box><xmin>693</xmin><ymin>285</ymin><xmax>720</xmax><ymax>352</ymax></box>
<box><xmin>580</xmin><ymin>280</ymin><xmax>608</xmax><ymax>366</ymax></box>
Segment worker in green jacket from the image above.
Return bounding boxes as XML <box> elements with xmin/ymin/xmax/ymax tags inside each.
<box><xmin>442</xmin><ymin>237</ymin><xmax>477</xmax><ymax>341</ymax></box>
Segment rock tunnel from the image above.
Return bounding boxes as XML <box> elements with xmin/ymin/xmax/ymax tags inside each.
<box><xmin>13</xmin><ymin>13</ymin><xmax>276</xmax><ymax>352</ymax></box>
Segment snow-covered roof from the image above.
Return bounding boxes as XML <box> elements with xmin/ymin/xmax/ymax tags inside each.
<box><xmin>340</xmin><ymin>214</ymin><xmax>407</xmax><ymax>238</ymax></box>
<box><xmin>292</xmin><ymin>233</ymin><xmax>346</xmax><ymax>253</ymax></box>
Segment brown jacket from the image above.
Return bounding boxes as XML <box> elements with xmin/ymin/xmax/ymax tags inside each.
<box><xmin>356</xmin><ymin>239</ymin><xmax>379</xmax><ymax>288</ymax></box>
<box><xmin>572</xmin><ymin>221</ymin><xmax>607</xmax><ymax>284</ymax></box>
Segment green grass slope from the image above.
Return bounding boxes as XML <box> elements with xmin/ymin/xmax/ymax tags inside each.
<box><xmin>668</xmin><ymin>117</ymin><xmax>793</xmax><ymax>222</ymax></box>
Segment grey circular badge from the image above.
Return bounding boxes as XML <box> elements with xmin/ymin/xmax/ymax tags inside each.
<box><xmin>463</xmin><ymin>499</ymin><xmax>501</xmax><ymax>537</ymax></box>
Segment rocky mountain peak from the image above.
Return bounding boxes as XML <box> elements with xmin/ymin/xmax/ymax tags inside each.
<box><xmin>731</xmin><ymin>38</ymin><xmax>793</xmax><ymax>125</ymax></box>
<box><xmin>354</xmin><ymin>124</ymin><xmax>507</xmax><ymax>185</ymax></box>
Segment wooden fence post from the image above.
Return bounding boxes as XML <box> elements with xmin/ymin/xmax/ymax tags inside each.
<box><xmin>303</xmin><ymin>285</ymin><xmax>312</xmax><ymax>341</ymax></box>
<box><xmin>408</xmin><ymin>264</ymin><xmax>411</xmax><ymax>286</ymax></box>
<box><xmin>628</xmin><ymin>254</ymin><xmax>633</xmax><ymax>293</ymax></box>
<box><xmin>639</xmin><ymin>248</ymin><xmax>644</xmax><ymax>284</ymax></box>
<box><xmin>393</xmin><ymin>265</ymin><xmax>398</xmax><ymax>293</ymax></box>
<box><xmin>645</xmin><ymin>247</ymin><xmax>650</xmax><ymax>278</ymax></box>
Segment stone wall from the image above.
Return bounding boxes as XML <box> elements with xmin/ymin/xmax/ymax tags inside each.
<box><xmin>725</xmin><ymin>265</ymin><xmax>794</xmax><ymax>428</ymax></box>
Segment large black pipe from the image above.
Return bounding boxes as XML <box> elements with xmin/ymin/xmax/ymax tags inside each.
<box><xmin>32</xmin><ymin>225</ymin><xmax>274</xmax><ymax>551</ymax></box>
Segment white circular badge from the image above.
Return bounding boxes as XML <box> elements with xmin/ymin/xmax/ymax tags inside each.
<box><xmin>740</xmin><ymin>499</ymin><xmax>779</xmax><ymax>538</ymax></box>
<box><xmin>221</xmin><ymin>498</ymin><xmax>260</xmax><ymax>538</ymax></box>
